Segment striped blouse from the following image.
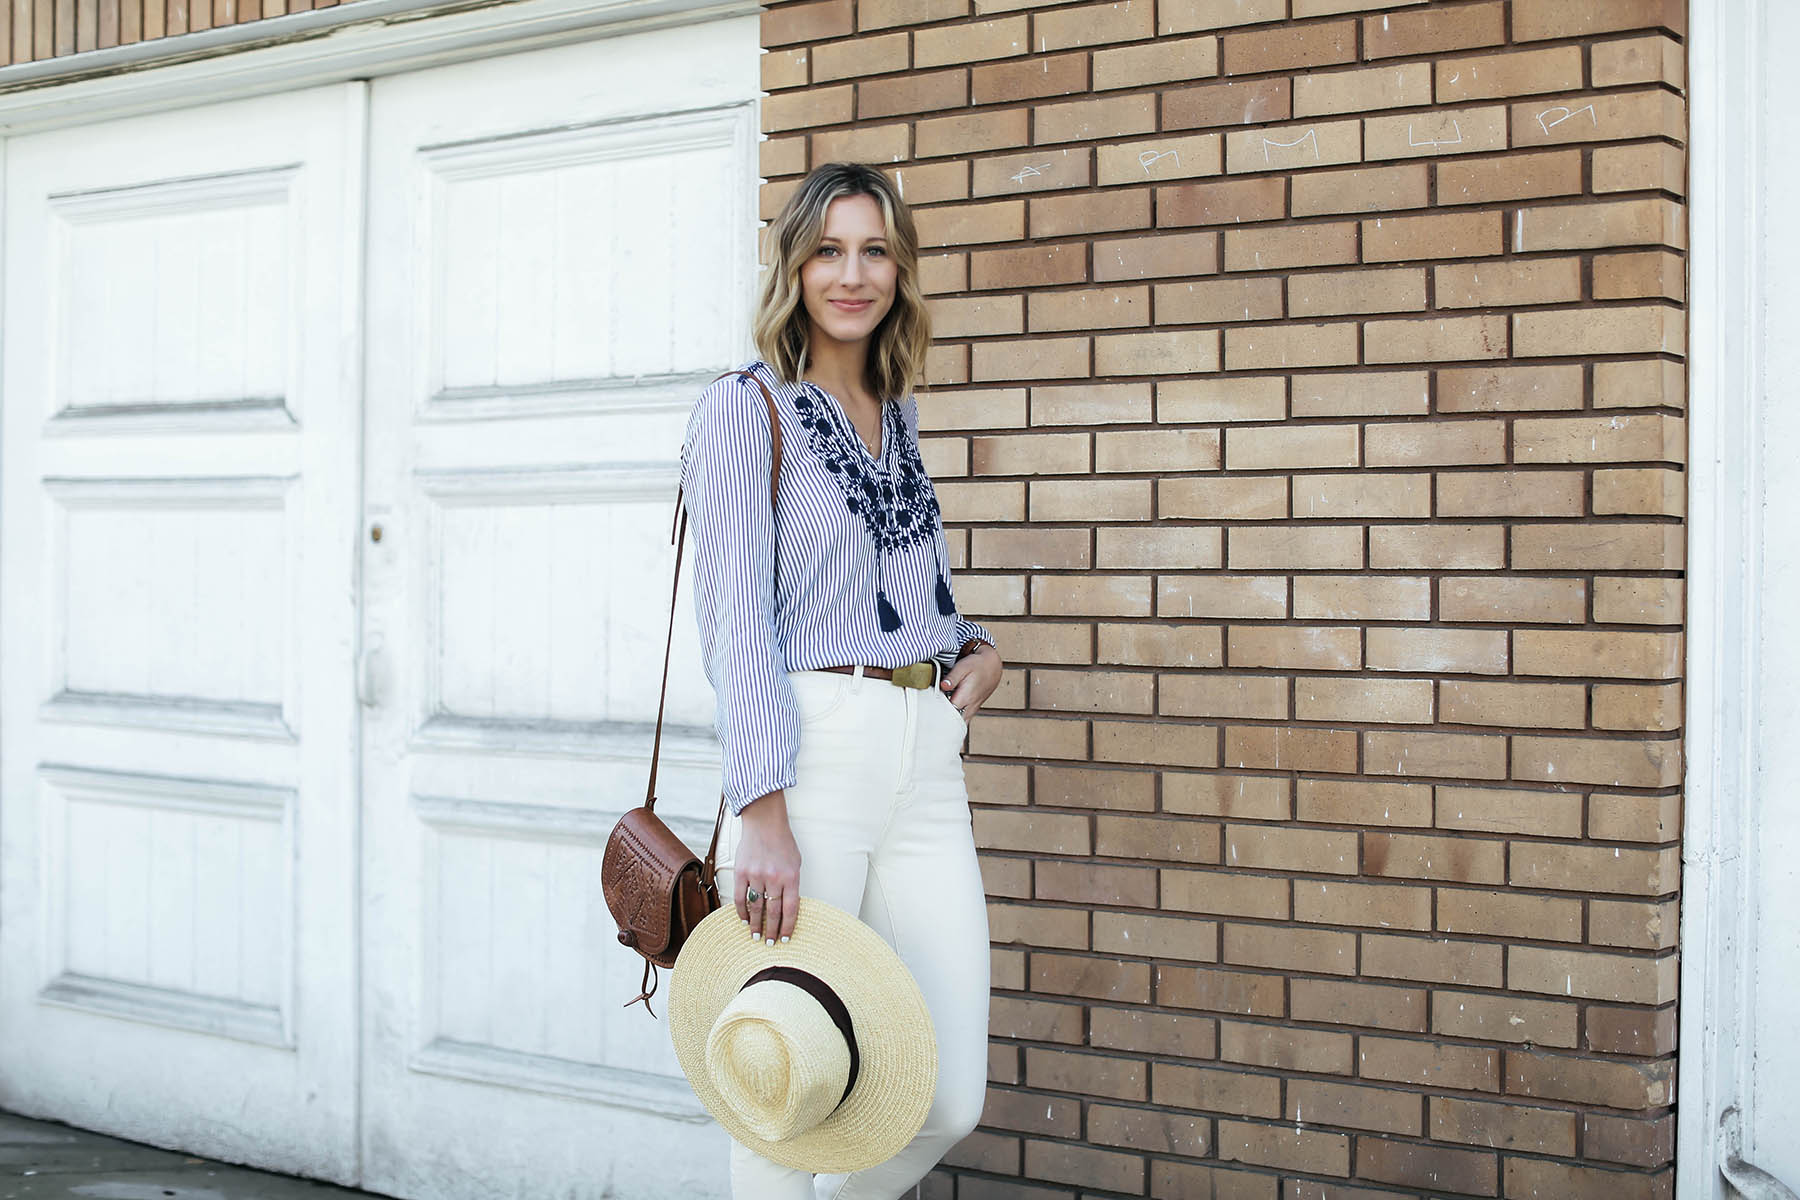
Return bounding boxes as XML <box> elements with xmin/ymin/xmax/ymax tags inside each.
<box><xmin>679</xmin><ymin>359</ymin><xmax>998</xmax><ymax>815</ymax></box>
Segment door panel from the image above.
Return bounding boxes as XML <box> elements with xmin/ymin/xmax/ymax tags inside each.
<box><xmin>0</xmin><ymin>84</ymin><xmax>364</xmax><ymax>1182</ymax></box>
<box><xmin>358</xmin><ymin>20</ymin><xmax>756</xmax><ymax>1199</ymax></box>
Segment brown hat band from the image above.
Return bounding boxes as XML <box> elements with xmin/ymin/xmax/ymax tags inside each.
<box><xmin>742</xmin><ymin>965</ymin><xmax>861</xmax><ymax>1106</ymax></box>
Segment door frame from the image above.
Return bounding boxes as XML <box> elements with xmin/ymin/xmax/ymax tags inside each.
<box><xmin>1679</xmin><ymin>0</ymin><xmax>1799</xmax><ymax>1197</ymax></box>
<box><xmin>0</xmin><ymin>0</ymin><xmax>758</xmax><ymax>138</ymax></box>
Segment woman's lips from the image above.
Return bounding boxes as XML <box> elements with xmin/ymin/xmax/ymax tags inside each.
<box><xmin>830</xmin><ymin>299</ymin><xmax>874</xmax><ymax>312</ymax></box>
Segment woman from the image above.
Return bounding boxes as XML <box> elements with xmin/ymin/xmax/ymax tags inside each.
<box><xmin>678</xmin><ymin>161</ymin><xmax>1004</xmax><ymax>1198</ymax></box>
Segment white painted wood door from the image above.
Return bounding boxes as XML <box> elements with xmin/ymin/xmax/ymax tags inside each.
<box><xmin>0</xmin><ymin>84</ymin><xmax>365</xmax><ymax>1182</ymax></box>
<box><xmin>356</xmin><ymin>20</ymin><xmax>757</xmax><ymax>1198</ymax></box>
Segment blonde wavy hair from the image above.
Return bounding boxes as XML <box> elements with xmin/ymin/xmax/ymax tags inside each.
<box><xmin>753</xmin><ymin>162</ymin><xmax>931</xmax><ymax>402</ymax></box>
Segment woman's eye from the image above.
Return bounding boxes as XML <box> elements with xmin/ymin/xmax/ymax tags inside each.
<box><xmin>866</xmin><ymin>246</ymin><xmax>887</xmax><ymax>257</ymax></box>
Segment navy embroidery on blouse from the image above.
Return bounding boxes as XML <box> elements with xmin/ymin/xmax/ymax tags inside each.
<box><xmin>794</xmin><ymin>381</ymin><xmax>957</xmax><ymax>632</ymax></box>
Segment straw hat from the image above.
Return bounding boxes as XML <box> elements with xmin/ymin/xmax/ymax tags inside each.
<box><xmin>667</xmin><ymin>898</ymin><xmax>937</xmax><ymax>1173</ymax></box>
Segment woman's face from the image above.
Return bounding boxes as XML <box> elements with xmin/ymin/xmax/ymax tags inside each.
<box><xmin>799</xmin><ymin>193</ymin><xmax>898</xmax><ymax>356</ymax></box>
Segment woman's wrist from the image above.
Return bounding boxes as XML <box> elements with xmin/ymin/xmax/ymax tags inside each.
<box><xmin>739</xmin><ymin>789</ymin><xmax>789</xmax><ymax>824</ymax></box>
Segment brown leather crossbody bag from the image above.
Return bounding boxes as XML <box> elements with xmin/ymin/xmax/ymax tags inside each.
<box><xmin>601</xmin><ymin>369</ymin><xmax>783</xmax><ymax>1017</ymax></box>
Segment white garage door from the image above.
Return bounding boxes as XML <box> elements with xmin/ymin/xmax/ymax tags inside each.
<box><xmin>0</xmin><ymin>16</ymin><xmax>756</xmax><ymax>1198</ymax></box>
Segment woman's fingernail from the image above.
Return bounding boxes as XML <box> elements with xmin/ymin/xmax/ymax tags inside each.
<box><xmin>749</xmin><ymin>928</ymin><xmax>759</xmax><ymax>939</ymax></box>
<box><xmin>780</xmin><ymin>936</ymin><xmax>790</xmax><ymax>944</ymax></box>
<box><xmin>765</xmin><ymin>937</ymin><xmax>775</xmax><ymax>946</ymax></box>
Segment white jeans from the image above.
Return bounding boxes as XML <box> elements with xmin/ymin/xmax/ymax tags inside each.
<box><xmin>712</xmin><ymin>666</ymin><xmax>991</xmax><ymax>1200</ymax></box>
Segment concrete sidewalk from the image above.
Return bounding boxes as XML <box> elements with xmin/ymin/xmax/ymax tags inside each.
<box><xmin>0</xmin><ymin>1110</ymin><xmax>376</xmax><ymax>1200</ymax></box>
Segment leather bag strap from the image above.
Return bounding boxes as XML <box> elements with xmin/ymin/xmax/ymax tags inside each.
<box><xmin>643</xmin><ymin>370</ymin><xmax>784</xmax><ymax>878</ymax></box>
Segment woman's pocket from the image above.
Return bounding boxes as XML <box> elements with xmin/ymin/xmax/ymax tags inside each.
<box><xmin>789</xmin><ymin>669</ymin><xmax>854</xmax><ymax>727</ymax></box>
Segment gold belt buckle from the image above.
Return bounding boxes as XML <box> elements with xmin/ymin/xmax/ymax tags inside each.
<box><xmin>889</xmin><ymin>662</ymin><xmax>935</xmax><ymax>690</ymax></box>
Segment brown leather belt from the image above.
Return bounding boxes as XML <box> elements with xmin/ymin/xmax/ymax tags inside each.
<box><xmin>816</xmin><ymin>662</ymin><xmax>940</xmax><ymax>689</ymax></box>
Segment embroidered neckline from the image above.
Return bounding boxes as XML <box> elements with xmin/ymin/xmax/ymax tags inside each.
<box><xmin>792</xmin><ymin>381</ymin><xmax>941</xmax><ymax>555</ymax></box>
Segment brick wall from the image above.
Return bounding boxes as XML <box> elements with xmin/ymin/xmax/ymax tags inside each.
<box><xmin>760</xmin><ymin>1</ymin><xmax>1686</xmax><ymax>1197</ymax></box>
<box><xmin>0</xmin><ymin>0</ymin><xmax>359</xmax><ymax>66</ymax></box>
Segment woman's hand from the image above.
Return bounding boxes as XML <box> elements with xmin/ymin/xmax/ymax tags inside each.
<box><xmin>734</xmin><ymin>790</ymin><xmax>801</xmax><ymax>944</ymax></box>
<box><xmin>941</xmin><ymin>641</ymin><xmax>1003</xmax><ymax>722</ymax></box>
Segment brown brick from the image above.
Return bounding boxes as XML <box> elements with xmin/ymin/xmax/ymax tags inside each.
<box><xmin>1595</xmin><ymin>250</ymin><xmax>1686</xmax><ymax>302</ymax></box>
<box><xmin>1593</xmin><ymin>577</ymin><xmax>1683</xmax><ymax>625</ymax></box>
<box><xmin>1225</xmin><ymin>119</ymin><xmax>1362</xmax><ymax>174</ymax></box>
<box><xmin>1037</xmin><ymin>858</ymin><xmax>1159</xmax><ymax>908</ymax></box>
<box><xmin>1296</xmin><ymin>879</ymin><xmax>1432</xmax><ymax>930</ymax></box>
<box><xmin>762</xmin><ymin>46</ymin><xmax>810</xmax><ymax>91</ymax></box>
<box><xmin>1098</xmin><ymin>428</ymin><xmax>1223</xmax><ymax>472</ymax></box>
<box><xmin>1096</xmin><ymin>813</ymin><xmax>1221</xmax><ymax>864</ymax></box>
<box><xmin>1512</xmin><ymin>735</ymin><xmax>1682</xmax><ymax>788</ymax></box>
<box><xmin>1365</xmin><ymin>830</ymin><xmax>1506</xmax><ymax>883</ymax></box>
<box><xmin>1435</xmin><ymin>989</ymin><xmax>1579</xmax><ymax>1048</ymax></box>
<box><xmin>1026</xmin><ymin>1046</ymin><xmax>1146</xmax><ymax>1101</ymax></box>
<box><xmin>1094</xmin><ymin>36</ymin><xmax>1221</xmax><ymax>90</ymax></box>
<box><xmin>1364</xmin><ymin>1</ymin><xmax>1504</xmax><ymax>58</ymax></box>
<box><xmin>1221</xmin><ymin>1020</ymin><xmax>1356</xmax><ymax>1074</ymax></box>
<box><xmin>1096</xmin><ymin>329</ymin><xmax>1222</xmax><ymax>375</ymax></box>
<box><xmin>1506</xmin><ymin>1049</ymin><xmax>1671</xmax><ymax>1109</ymax></box>
<box><xmin>1435</xmin><ymin>258</ymin><xmax>1582</xmax><ymax>308</ymax></box>
<box><xmin>984</xmin><ymin>1086</ymin><xmax>1081</xmax><ymax>1138</ymax></box>
<box><xmin>1089</xmin><ymin>1103</ymin><xmax>1213</xmax><ymax>1155</ymax></box>
<box><xmin>1296</xmin><ymin>675</ymin><xmax>1433</xmax><ymax>724</ymax></box>
<box><xmin>933</xmin><ymin>295</ymin><xmax>1025</xmax><ymax>340</ymax></box>
<box><xmin>977</xmin><ymin>808</ymin><xmax>1092</xmax><ymax>856</ymax></box>
<box><xmin>1160</xmin><ymin>377</ymin><xmax>1287</xmax><ymax>422</ymax></box>
<box><xmin>1025</xmin><ymin>1139</ymin><xmax>1145</xmax><ymax>1193</ymax></box>
<box><xmin>762</xmin><ymin>0</ymin><xmax>850</xmax><ymax>47</ymax></box>
<box><xmin>1366</xmin><ymin>729</ymin><xmax>1508</xmax><ymax>780</ymax></box>
<box><xmin>1230</xmin><ymin>525</ymin><xmax>1364</xmax><ymax>570</ymax></box>
<box><xmin>761</xmin><ymin>134</ymin><xmax>808</xmax><ymax>179</ymax></box>
<box><xmin>1153</xmin><ymin>1061</ymin><xmax>1283</xmax><ymax>1119</ymax></box>
<box><xmin>764</xmin><ymin>84</ymin><xmax>854</xmax><ymax>132</ymax></box>
<box><xmin>1154</xmin><ymin>1162</ymin><xmax>1280</xmax><ymax>1200</ymax></box>
<box><xmin>1294</xmin><ymin>62</ymin><xmax>1430</xmax><ymax>117</ymax></box>
<box><xmin>1504</xmin><ymin>1159</ymin><xmax>1673</xmax><ymax>1200</ymax></box>
<box><xmin>1224</xmin><ymin>923</ymin><xmax>1358</xmax><ymax>975</ymax></box>
<box><xmin>1297</xmin><ymin>777</ymin><xmax>1433</xmax><ymax>825</ymax></box>
<box><xmin>1165</xmin><ymin>76</ymin><xmax>1292</xmax><ymax>131</ymax></box>
<box><xmin>858</xmin><ymin>0</ymin><xmax>967</xmax><ymax>29</ymax></box>
<box><xmin>1363</xmin><ymin>934</ymin><xmax>1503</xmax><ymax>987</ymax></box>
<box><xmin>942</xmin><ymin>1129</ymin><xmax>1018</xmax><ymax>1173</ymax></box>
<box><xmin>1366</xmin><ymin>626</ymin><xmax>1507</xmax><ymax>674</ymax></box>
<box><xmin>1095</xmin><ymin>719</ymin><xmax>1221</xmax><ymax>768</ymax></box>
<box><xmin>1364</xmin><ymin>210</ymin><xmax>1503</xmax><ymax>262</ymax></box>
<box><xmin>1032</xmin><ymin>2</ymin><xmax>1156</xmax><ymax>51</ymax></box>
<box><xmin>1591</xmin><ymin>897</ymin><xmax>1679</xmax><ymax>950</ymax></box>
<box><xmin>915</xmin><ymin>15</ymin><xmax>1027</xmax><ymax>68</ymax></box>
<box><xmin>972</xmin><ymin>242</ymin><xmax>1086</xmax><ymax>290</ymax></box>
<box><xmin>1439</xmin><ymin>469</ymin><xmax>1585</xmax><ymax>517</ymax></box>
<box><xmin>1437</xmin><ymin>149</ymin><xmax>1585</xmax><ymax>205</ymax></box>
<box><xmin>1586</xmin><ymin>1006</ymin><xmax>1677</xmax><ymax>1056</ymax></box>
<box><xmin>1225</xmin><ymin>322</ymin><xmax>1361</xmax><ymax>369</ymax></box>
<box><xmin>1031</xmin><ymin>382</ymin><xmax>1151</xmax><ymax>426</ymax></box>
<box><xmin>1584</xmin><ymin>1112</ymin><xmax>1676</xmax><ymax>1168</ymax></box>
<box><xmin>1437</xmin><ymin>887</ymin><xmax>1581</xmax><ymax>941</ymax></box>
<box><xmin>1224</xmin><ymin>222</ymin><xmax>1358</xmax><ymax>271</ymax></box>
<box><xmin>1516</xmin><ymin>411</ymin><xmax>1685</xmax><ymax>464</ymax></box>
<box><xmin>1290</xmin><ymin>267</ymin><xmax>1425</xmax><ymax>317</ymax></box>
<box><xmin>972</xmin><ymin>51</ymin><xmax>1088</xmax><ymax>105</ymax></box>
<box><xmin>1032</xmin><ymin>188</ymin><xmax>1152</xmax><ymax>237</ymax></box>
<box><xmin>1224</xmin><ymin>20</ymin><xmax>1355</xmax><ymax>75</ymax></box>
<box><xmin>1364</xmin><ymin>105</ymin><xmax>1509</xmax><ymax>161</ymax></box>
<box><xmin>1094</xmin><ymin>231</ymin><xmax>1220</xmax><ymax>281</ymax></box>
<box><xmin>1028</xmin><ymin>286</ymin><xmax>1148</xmax><ymax>333</ymax></box>
<box><xmin>1216</xmin><ymin>1119</ymin><xmax>1351</xmax><ymax>1176</ymax></box>
<box><xmin>1032</xmin><ymin>573</ymin><xmax>1152</xmax><ymax>617</ymax></box>
<box><xmin>1365</xmin><ymin>314</ymin><xmax>1508</xmax><ymax>363</ymax></box>
<box><xmin>1031</xmin><ymin>952</ymin><xmax>1152</xmax><ymax>1003</ymax></box>
<box><xmin>1292</xmin><ymin>163</ymin><xmax>1431</xmax><ymax>217</ymax></box>
<box><xmin>1291</xmin><ymin>979</ymin><xmax>1427</xmax><ymax>1032</ymax></box>
<box><xmin>1103</xmin><ymin>133</ymin><xmax>1228</xmax><ymax>187</ymax></box>
<box><xmin>1589</xmin><ymin>792</ymin><xmax>1681</xmax><ymax>843</ymax></box>
<box><xmin>973</xmin><ymin>528</ymin><xmax>1091</xmax><ymax>570</ymax></box>
<box><xmin>1292</xmin><ymin>371</ymin><xmax>1429</xmax><ymax>417</ymax></box>
<box><xmin>1164</xmin><ymin>771</ymin><xmax>1290</xmax><ymax>820</ymax></box>
<box><xmin>918</xmin><ymin>197</ymin><xmax>1028</xmax><ymax>247</ymax></box>
<box><xmin>1514</xmin><ymin>0</ymin><xmax>1685</xmax><ymax>40</ymax></box>
<box><xmin>1512</xmin><ymin>945</ymin><xmax>1677</xmax><ymax>1006</ymax></box>
<box><xmin>1433</xmin><ymin>1097</ymin><xmax>1576</xmax><ymax>1157</ymax></box>
<box><xmin>1224</xmin><ymin>725</ymin><xmax>1360</xmax><ymax>774</ymax></box>
<box><xmin>1163</xmin><ymin>869</ymin><xmax>1293</xmax><ymax>920</ymax></box>
<box><xmin>1034</xmin><ymin>94</ymin><xmax>1157</xmax><ymax>145</ymax></box>
<box><xmin>1515</xmin><ymin>629</ymin><xmax>1681</xmax><ymax>679</ymax></box>
<box><xmin>986</xmin><ymin>902</ymin><xmax>1086</xmax><ymax>952</ymax></box>
<box><xmin>1096</xmin><ymin>526</ymin><xmax>1225</xmax><ymax>569</ymax></box>
<box><xmin>1595</xmin><ymin>141</ymin><xmax>1686</xmax><ymax>195</ymax></box>
<box><xmin>1095</xmin><ymin>910</ymin><xmax>1221</xmax><ymax>960</ymax></box>
<box><xmin>1229</xmin><ymin>625</ymin><xmax>1361</xmax><ymax>670</ymax></box>
<box><xmin>1358</xmin><ymin>1037</ymin><xmax>1500</xmax><ymax>1092</ymax></box>
<box><xmin>1031</xmin><ymin>668</ymin><xmax>1153</xmax><ymax>715</ymax></box>
<box><xmin>1226</xmin><ymin>823</ymin><xmax>1358</xmax><ymax>874</ymax></box>
<box><xmin>1512</xmin><ymin>89</ymin><xmax>1685</xmax><ymax>148</ymax></box>
<box><xmin>969</xmin><ymin>713</ymin><xmax>1087</xmax><ymax>760</ymax></box>
<box><xmin>916</xmin><ymin>109</ymin><xmax>1031</xmax><ymax>159</ymax></box>
<box><xmin>1438</xmin><ymin>363</ymin><xmax>1583</xmax><ymax>412</ymax></box>
<box><xmin>1293</xmin><ymin>575</ymin><xmax>1430</xmax><ymax>621</ymax></box>
<box><xmin>990</xmin><ymin>994</ymin><xmax>1084</xmax><ymax>1044</ymax></box>
<box><xmin>1091</xmin><ymin>1005</ymin><xmax>1219</xmax><ymax>1058</ymax></box>
<box><xmin>1442</xmin><ymin>679</ymin><xmax>1584</xmax><ymax>729</ymax></box>
<box><xmin>1159</xmin><ymin>176</ymin><xmax>1284</xmax><ymax>227</ymax></box>
<box><xmin>812</xmin><ymin>30</ymin><xmax>907</xmax><ymax>82</ymax></box>
<box><xmin>1437</xmin><ymin>46</ymin><xmax>1584</xmax><ymax>102</ymax></box>
<box><xmin>1156</xmin><ymin>276</ymin><xmax>1284</xmax><ymax>324</ymax></box>
<box><xmin>1514</xmin><ymin>198</ymin><xmax>1684</xmax><ymax>252</ymax></box>
<box><xmin>1162</xmin><ymin>672</ymin><xmax>1289</xmax><ymax>719</ymax></box>
<box><xmin>1161</xmin><ymin>0</ymin><xmax>1286</xmax><ymax>34</ymax></box>
<box><xmin>972</xmin><ymin>147</ymin><xmax>1091</xmax><ymax>198</ymax></box>
<box><xmin>1288</xmin><ymin>1080</ymin><xmax>1423</xmax><ymax>1135</ymax></box>
<box><xmin>1510</xmin><ymin>842</ymin><xmax>1678</xmax><ymax>896</ymax></box>
<box><xmin>1440</xmin><ymin>576</ymin><xmax>1587</xmax><ymax>624</ymax></box>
